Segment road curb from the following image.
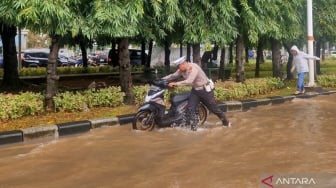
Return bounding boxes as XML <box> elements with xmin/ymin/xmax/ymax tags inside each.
<box><xmin>90</xmin><ymin>117</ymin><xmax>119</xmax><ymax>128</ymax></box>
<box><xmin>22</xmin><ymin>125</ymin><xmax>58</xmax><ymax>142</ymax></box>
<box><xmin>1</xmin><ymin>91</ymin><xmax>335</xmax><ymax>146</ymax></box>
<box><xmin>57</xmin><ymin>120</ymin><xmax>92</xmax><ymax>136</ymax></box>
<box><xmin>0</xmin><ymin>130</ymin><xmax>23</xmax><ymax>145</ymax></box>
<box><xmin>117</xmin><ymin>114</ymin><xmax>136</xmax><ymax>125</ymax></box>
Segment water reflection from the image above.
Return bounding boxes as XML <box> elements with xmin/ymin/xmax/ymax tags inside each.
<box><xmin>0</xmin><ymin>95</ymin><xmax>335</xmax><ymax>188</ymax></box>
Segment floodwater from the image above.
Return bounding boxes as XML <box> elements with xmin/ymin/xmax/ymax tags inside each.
<box><xmin>1</xmin><ymin>95</ymin><xmax>336</xmax><ymax>188</ymax></box>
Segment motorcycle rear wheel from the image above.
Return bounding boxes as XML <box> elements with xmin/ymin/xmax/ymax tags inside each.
<box><xmin>198</xmin><ymin>103</ymin><xmax>208</xmax><ymax>126</ymax></box>
<box><xmin>132</xmin><ymin>111</ymin><xmax>155</xmax><ymax>131</ymax></box>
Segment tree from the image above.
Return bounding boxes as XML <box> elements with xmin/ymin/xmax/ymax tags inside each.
<box><xmin>313</xmin><ymin>0</ymin><xmax>336</xmax><ymax>74</ymax></box>
<box><xmin>232</xmin><ymin>0</ymin><xmax>261</xmax><ymax>82</ymax></box>
<box><xmin>253</xmin><ymin>0</ymin><xmax>303</xmax><ymax>79</ymax></box>
<box><xmin>255</xmin><ymin>36</ymin><xmax>266</xmax><ymax>78</ymax></box>
<box><xmin>218</xmin><ymin>47</ymin><xmax>227</xmax><ymax>80</ymax></box>
<box><xmin>180</xmin><ymin>0</ymin><xmax>237</xmax><ymax>68</ymax></box>
<box><xmin>88</xmin><ymin>0</ymin><xmax>145</xmax><ymax>104</ymax></box>
<box><xmin>18</xmin><ymin>0</ymin><xmax>82</xmax><ymax>111</ymax></box>
<box><xmin>0</xmin><ymin>1</ymin><xmax>23</xmax><ymax>90</ymax></box>
<box><xmin>71</xmin><ymin>0</ymin><xmax>96</xmax><ymax>69</ymax></box>
<box><xmin>140</xmin><ymin>0</ymin><xmax>182</xmax><ymax>71</ymax></box>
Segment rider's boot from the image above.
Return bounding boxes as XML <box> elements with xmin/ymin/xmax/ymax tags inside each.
<box><xmin>188</xmin><ymin>110</ymin><xmax>199</xmax><ymax>131</ymax></box>
<box><xmin>219</xmin><ymin>113</ymin><xmax>231</xmax><ymax>127</ymax></box>
<box><xmin>221</xmin><ymin>118</ymin><xmax>232</xmax><ymax>127</ymax></box>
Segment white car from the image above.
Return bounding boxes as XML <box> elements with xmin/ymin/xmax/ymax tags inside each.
<box><xmin>330</xmin><ymin>51</ymin><xmax>336</xmax><ymax>57</ymax></box>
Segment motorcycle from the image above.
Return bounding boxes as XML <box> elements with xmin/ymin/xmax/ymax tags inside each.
<box><xmin>132</xmin><ymin>79</ymin><xmax>208</xmax><ymax>131</ymax></box>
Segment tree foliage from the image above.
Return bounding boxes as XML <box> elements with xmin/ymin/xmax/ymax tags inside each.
<box><xmin>314</xmin><ymin>0</ymin><xmax>336</xmax><ymax>42</ymax></box>
<box><xmin>180</xmin><ymin>0</ymin><xmax>237</xmax><ymax>45</ymax></box>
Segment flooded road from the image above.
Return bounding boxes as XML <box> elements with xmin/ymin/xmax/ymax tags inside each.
<box><xmin>0</xmin><ymin>95</ymin><xmax>336</xmax><ymax>188</ymax></box>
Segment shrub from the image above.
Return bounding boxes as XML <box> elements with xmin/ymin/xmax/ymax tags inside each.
<box><xmin>133</xmin><ymin>85</ymin><xmax>150</xmax><ymax>105</ymax></box>
<box><xmin>317</xmin><ymin>74</ymin><xmax>336</xmax><ymax>87</ymax></box>
<box><xmin>54</xmin><ymin>91</ymin><xmax>87</xmax><ymax>112</ymax></box>
<box><xmin>83</xmin><ymin>86</ymin><xmax>125</xmax><ymax>107</ymax></box>
<box><xmin>20</xmin><ymin>67</ymin><xmax>46</xmax><ymax>76</ymax></box>
<box><xmin>0</xmin><ymin>66</ymin><xmax>141</xmax><ymax>78</ymax></box>
<box><xmin>55</xmin><ymin>86</ymin><xmax>125</xmax><ymax>112</ymax></box>
<box><xmin>214</xmin><ymin>77</ymin><xmax>284</xmax><ymax>101</ymax></box>
<box><xmin>0</xmin><ymin>92</ymin><xmax>44</xmax><ymax>120</ymax></box>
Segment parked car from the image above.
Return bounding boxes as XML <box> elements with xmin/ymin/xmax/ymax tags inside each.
<box><xmin>58</xmin><ymin>55</ymin><xmax>70</xmax><ymax>66</ymax></box>
<box><xmin>67</xmin><ymin>57</ymin><xmax>80</xmax><ymax>66</ymax></box>
<box><xmin>22</xmin><ymin>49</ymin><xmax>49</xmax><ymax>67</ymax></box>
<box><xmin>330</xmin><ymin>51</ymin><xmax>336</xmax><ymax>57</ymax></box>
<box><xmin>75</xmin><ymin>56</ymin><xmax>99</xmax><ymax>67</ymax></box>
<box><xmin>94</xmin><ymin>53</ymin><xmax>108</xmax><ymax>65</ymax></box>
<box><xmin>22</xmin><ymin>49</ymin><xmax>69</xmax><ymax>67</ymax></box>
<box><xmin>129</xmin><ymin>49</ymin><xmax>148</xmax><ymax>66</ymax></box>
<box><xmin>0</xmin><ymin>54</ymin><xmax>3</xmax><ymax>68</ymax></box>
<box><xmin>108</xmin><ymin>49</ymin><xmax>148</xmax><ymax>66</ymax></box>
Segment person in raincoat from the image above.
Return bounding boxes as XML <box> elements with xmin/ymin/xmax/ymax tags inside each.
<box><xmin>290</xmin><ymin>45</ymin><xmax>320</xmax><ymax>94</ymax></box>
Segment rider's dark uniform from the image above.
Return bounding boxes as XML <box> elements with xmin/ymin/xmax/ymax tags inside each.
<box><xmin>163</xmin><ymin>58</ymin><xmax>230</xmax><ymax>131</ymax></box>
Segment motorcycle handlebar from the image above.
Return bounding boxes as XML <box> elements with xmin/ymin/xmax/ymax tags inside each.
<box><xmin>151</xmin><ymin>79</ymin><xmax>169</xmax><ymax>88</ymax></box>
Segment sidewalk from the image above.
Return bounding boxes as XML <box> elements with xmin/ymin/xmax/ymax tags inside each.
<box><xmin>1</xmin><ymin>90</ymin><xmax>335</xmax><ymax>146</ymax></box>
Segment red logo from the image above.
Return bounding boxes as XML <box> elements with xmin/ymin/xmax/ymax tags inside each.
<box><xmin>261</xmin><ymin>175</ymin><xmax>274</xmax><ymax>188</ymax></box>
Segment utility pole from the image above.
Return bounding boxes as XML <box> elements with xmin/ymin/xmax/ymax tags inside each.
<box><xmin>18</xmin><ymin>27</ymin><xmax>22</xmax><ymax>70</ymax></box>
<box><xmin>307</xmin><ymin>0</ymin><xmax>315</xmax><ymax>86</ymax></box>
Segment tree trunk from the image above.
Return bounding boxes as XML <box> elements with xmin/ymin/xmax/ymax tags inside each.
<box><xmin>186</xmin><ymin>43</ymin><xmax>191</xmax><ymax>62</ymax></box>
<box><xmin>141</xmin><ymin>40</ymin><xmax>146</xmax><ymax>67</ymax></box>
<box><xmin>164</xmin><ymin>39</ymin><xmax>171</xmax><ymax>73</ymax></box>
<box><xmin>321</xmin><ymin>42</ymin><xmax>326</xmax><ymax>61</ymax></box>
<box><xmin>45</xmin><ymin>35</ymin><xmax>61</xmax><ymax>111</ymax></box>
<box><xmin>0</xmin><ymin>23</ymin><xmax>21</xmax><ymax>90</ymax></box>
<box><xmin>79</xmin><ymin>38</ymin><xmax>88</xmax><ymax>68</ymax></box>
<box><xmin>192</xmin><ymin>43</ymin><xmax>201</xmax><ymax>65</ymax></box>
<box><xmin>180</xmin><ymin>42</ymin><xmax>183</xmax><ymax>57</ymax></box>
<box><xmin>271</xmin><ymin>38</ymin><xmax>282</xmax><ymax>78</ymax></box>
<box><xmin>218</xmin><ymin>47</ymin><xmax>226</xmax><ymax>80</ymax></box>
<box><xmin>245</xmin><ymin>47</ymin><xmax>249</xmax><ymax>64</ymax></box>
<box><xmin>235</xmin><ymin>35</ymin><xmax>245</xmax><ymax>82</ymax></box>
<box><xmin>283</xmin><ymin>43</ymin><xmax>294</xmax><ymax>80</ymax></box>
<box><xmin>315</xmin><ymin>41</ymin><xmax>321</xmax><ymax>75</ymax></box>
<box><xmin>255</xmin><ymin>37</ymin><xmax>264</xmax><ymax>78</ymax></box>
<box><xmin>146</xmin><ymin>40</ymin><xmax>153</xmax><ymax>68</ymax></box>
<box><xmin>229</xmin><ymin>43</ymin><xmax>234</xmax><ymax>64</ymax></box>
<box><xmin>119</xmin><ymin>38</ymin><xmax>134</xmax><ymax>104</ymax></box>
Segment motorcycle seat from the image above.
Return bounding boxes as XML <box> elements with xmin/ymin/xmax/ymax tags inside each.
<box><xmin>170</xmin><ymin>92</ymin><xmax>190</xmax><ymax>103</ymax></box>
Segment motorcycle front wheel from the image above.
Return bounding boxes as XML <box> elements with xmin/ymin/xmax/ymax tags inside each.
<box><xmin>132</xmin><ymin>111</ymin><xmax>156</xmax><ymax>131</ymax></box>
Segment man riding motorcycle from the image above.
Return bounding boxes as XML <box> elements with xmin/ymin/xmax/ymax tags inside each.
<box><xmin>163</xmin><ymin>56</ymin><xmax>231</xmax><ymax>131</ymax></box>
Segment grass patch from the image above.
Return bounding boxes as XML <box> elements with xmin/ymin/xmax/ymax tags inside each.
<box><xmin>0</xmin><ymin>105</ymin><xmax>136</xmax><ymax>132</ymax></box>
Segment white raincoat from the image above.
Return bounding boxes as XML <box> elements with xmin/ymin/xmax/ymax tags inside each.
<box><xmin>290</xmin><ymin>45</ymin><xmax>320</xmax><ymax>73</ymax></box>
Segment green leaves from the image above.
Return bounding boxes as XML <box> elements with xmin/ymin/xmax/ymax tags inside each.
<box><xmin>55</xmin><ymin>86</ymin><xmax>125</xmax><ymax>112</ymax></box>
<box><xmin>214</xmin><ymin>77</ymin><xmax>283</xmax><ymax>101</ymax></box>
<box><xmin>314</xmin><ymin>0</ymin><xmax>336</xmax><ymax>41</ymax></box>
<box><xmin>15</xmin><ymin>0</ymin><xmax>81</xmax><ymax>36</ymax></box>
<box><xmin>84</xmin><ymin>87</ymin><xmax>125</xmax><ymax>108</ymax></box>
<box><xmin>180</xmin><ymin>0</ymin><xmax>237</xmax><ymax>44</ymax></box>
<box><xmin>0</xmin><ymin>0</ymin><xmax>323</xmax><ymax>47</ymax></box>
<box><xmin>86</xmin><ymin>0</ymin><xmax>145</xmax><ymax>38</ymax></box>
<box><xmin>0</xmin><ymin>92</ymin><xmax>44</xmax><ymax>120</ymax></box>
